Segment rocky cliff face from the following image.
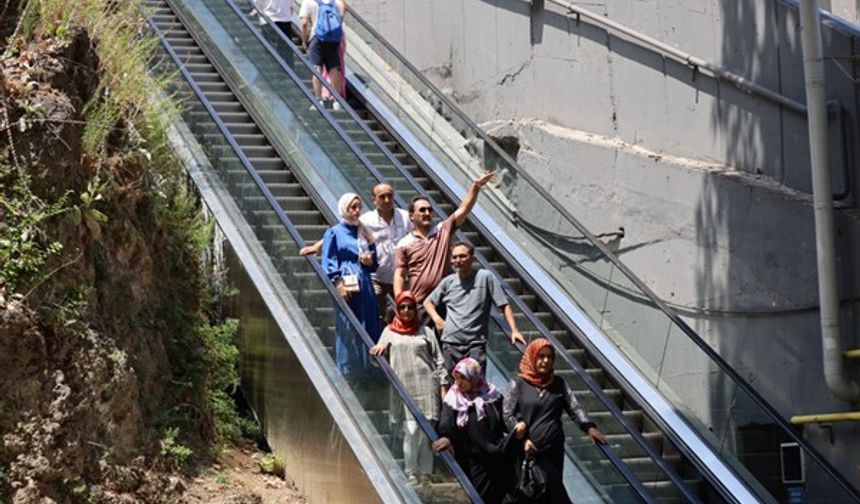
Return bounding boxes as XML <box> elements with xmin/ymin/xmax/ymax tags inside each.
<box><xmin>1</xmin><ymin>16</ymin><xmax>221</xmax><ymax>503</ymax></box>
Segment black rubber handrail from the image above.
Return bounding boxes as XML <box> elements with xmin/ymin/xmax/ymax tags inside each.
<box><xmin>236</xmin><ymin>5</ymin><xmax>687</xmax><ymax>502</ymax></box>
<box><xmin>343</xmin><ymin>6</ymin><xmax>860</xmax><ymax>502</ymax></box>
<box><xmin>148</xmin><ymin>15</ymin><xmax>486</xmax><ymax>503</ymax></box>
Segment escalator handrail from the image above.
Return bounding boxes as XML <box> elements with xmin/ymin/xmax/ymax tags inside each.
<box><xmin>343</xmin><ymin>6</ymin><xmax>860</xmax><ymax>501</ymax></box>
<box><xmin>149</xmin><ymin>16</ymin><xmax>486</xmax><ymax>503</ymax></box>
<box><xmin>231</xmin><ymin>4</ymin><xmax>660</xmax><ymax>501</ymax></box>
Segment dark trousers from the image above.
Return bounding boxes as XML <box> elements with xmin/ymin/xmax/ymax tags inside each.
<box><xmin>373</xmin><ymin>280</ymin><xmax>395</xmax><ymax>325</ymax></box>
<box><xmin>262</xmin><ymin>21</ymin><xmax>296</xmax><ymax>69</ymax></box>
<box><xmin>442</xmin><ymin>341</ymin><xmax>487</xmax><ymax>382</ymax></box>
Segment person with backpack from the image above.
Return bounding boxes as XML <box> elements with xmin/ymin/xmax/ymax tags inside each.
<box><xmin>299</xmin><ymin>0</ymin><xmax>346</xmax><ymax>108</ymax></box>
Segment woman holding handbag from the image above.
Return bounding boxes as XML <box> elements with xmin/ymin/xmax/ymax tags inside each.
<box><xmin>321</xmin><ymin>192</ymin><xmax>380</xmax><ymax>379</ymax></box>
<box><xmin>503</xmin><ymin>338</ymin><xmax>608</xmax><ymax>503</ymax></box>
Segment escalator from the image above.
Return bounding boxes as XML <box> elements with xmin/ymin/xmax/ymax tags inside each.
<box><xmin>196</xmin><ymin>1</ymin><xmax>710</xmax><ymax>501</ymax></box>
<box><xmin>146</xmin><ymin>5</ymin><xmax>484</xmax><ymax>503</ymax></box>
<box><xmin>146</xmin><ymin>0</ymin><xmax>664</xmax><ymax>502</ymax></box>
<box><xmin>148</xmin><ymin>0</ymin><xmax>860</xmax><ymax>502</ymax></box>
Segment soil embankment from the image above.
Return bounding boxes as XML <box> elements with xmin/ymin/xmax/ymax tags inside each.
<box><xmin>1</xmin><ymin>3</ymin><xmax>304</xmax><ymax>502</ymax></box>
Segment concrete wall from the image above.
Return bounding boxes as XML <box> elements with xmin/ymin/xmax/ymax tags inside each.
<box><xmin>349</xmin><ymin>0</ymin><xmax>860</xmax><ymax>489</ymax></box>
<box><xmin>351</xmin><ymin>0</ymin><xmax>859</xmax><ymax>197</ymax></box>
<box><xmin>825</xmin><ymin>0</ymin><xmax>860</xmax><ymax>24</ymax></box>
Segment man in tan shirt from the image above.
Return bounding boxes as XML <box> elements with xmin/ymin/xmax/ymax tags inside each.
<box><xmin>393</xmin><ymin>171</ymin><xmax>495</xmax><ymax>306</ymax></box>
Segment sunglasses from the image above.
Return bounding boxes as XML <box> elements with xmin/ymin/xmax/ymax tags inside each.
<box><xmin>416</xmin><ymin>207</ymin><xmax>432</xmax><ymax>214</ymax></box>
<box><xmin>398</xmin><ymin>303</ymin><xmax>416</xmax><ymax>310</ymax></box>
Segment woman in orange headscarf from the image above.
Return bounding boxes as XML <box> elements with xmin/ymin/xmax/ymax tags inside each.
<box><xmin>503</xmin><ymin>338</ymin><xmax>607</xmax><ymax>503</ymax></box>
<box><xmin>370</xmin><ymin>291</ymin><xmax>446</xmax><ymax>485</ymax></box>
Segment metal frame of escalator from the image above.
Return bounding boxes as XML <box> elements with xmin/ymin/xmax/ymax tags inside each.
<box><xmin>148</xmin><ymin>15</ymin><xmax>486</xmax><ymax>504</ymax></box>
<box><xmin>227</xmin><ymin>2</ymin><xmax>706</xmax><ymax>502</ymax></box>
<box><xmin>198</xmin><ymin>0</ymin><xmax>660</xmax><ymax>502</ymax></box>
<box><xmin>339</xmin><ymin>6</ymin><xmax>860</xmax><ymax>503</ymax></box>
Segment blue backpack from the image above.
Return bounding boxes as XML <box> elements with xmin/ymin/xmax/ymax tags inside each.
<box><xmin>314</xmin><ymin>0</ymin><xmax>343</xmax><ymax>43</ymax></box>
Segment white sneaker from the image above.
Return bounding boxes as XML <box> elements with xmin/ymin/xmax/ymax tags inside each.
<box><xmin>332</xmin><ymin>100</ymin><xmax>342</xmax><ymax>111</ymax></box>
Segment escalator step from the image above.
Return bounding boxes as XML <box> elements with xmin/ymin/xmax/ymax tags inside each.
<box><xmin>223</xmin><ymin>122</ymin><xmax>260</xmax><ymax>135</ymax></box>
<box><xmin>556</xmin><ymin>367</ymin><xmax>604</xmax><ymax>385</ymax></box>
<box><xmin>151</xmin><ymin>14</ymin><xmax>179</xmax><ymax>24</ymax></box>
<box><xmin>248</xmin><ymin>158</ymin><xmax>288</xmax><ymax>171</ymax></box>
<box><xmin>255</xmin><ymin>210</ymin><xmax>323</xmax><ymax>226</ymax></box>
<box><xmin>214</xmin><ymin>145</ymin><xmax>276</xmax><ymax>158</ymax></box>
<box><xmin>586</xmin><ymin>410</ymin><xmax>646</xmax><ymax>434</ymax></box>
<box><xmin>203</xmin><ymin>132</ymin><xmax>266</xmax><ymax>147</ymax></box>
<box><xmin>171</xmin><ymin>47</ymin><xmax>205</xmax><ymax>58</ymax></box>
<box><xmin>187</xmin><ymin>72</ymin><xmax>223</xmax><ymax>83</ymax></box>
<box><xmin>162</xmin><ymin>29</ymin><xmax>190</xmax><ymax>38</ymax></box>
<box><xmin>209</xmin><ymin>101</ymin><xmax>244</xmax><ymax>114</ymax></box>
<box><xmin>244</xmin><ymin>195</ymin><xmax>314</xmax><ymax>212</ymax></box>
<box><xmin>202</xmin><ymin>90</ymin><xmax>236</xmax><ymax>102</ymax></box>
<box><xmin>197</xmin><ymin>81</ymin><xmax>230</xmax><ymax>93</ymax></box>
<box><xmin>502</xmin><ymin>277</ymin><xmax>523</xmax><ymax>292</ymax></box>
<box><xmin>229</xmin><ymin>134</ymin><xmax>269</xmax><ymax>147</ymax></box>
<box><xmin>165</xmin><ymin>37</ymin><xmax>197</xmax><ymax>48</ymax></box>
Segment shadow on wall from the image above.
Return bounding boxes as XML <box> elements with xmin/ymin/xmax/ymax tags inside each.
<box><xmin>693</xmin><ymin>0</ymin><xmax>860</xmax><ymax>495</ymax></box>
<box><xmin>480</xmin><ymin>0</ymin><xmax>810</xmax><ymax>177</ymax></box>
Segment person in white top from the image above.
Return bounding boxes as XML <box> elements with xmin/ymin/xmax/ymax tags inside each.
<box><xmin>300</xmin><ymin>183</ymin><xmax>412</xmax><ymax>322</ymax></box>
<box><xmin>253</xmin><ymin>0</ymin><xmax>296</xmax><ymax>68</ymax></box>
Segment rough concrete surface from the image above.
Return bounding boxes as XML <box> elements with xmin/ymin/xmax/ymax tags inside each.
<box><xmin>349</xmin><ymin>0</ymin><xmax>860</xmax><ymax>487</ymax></box>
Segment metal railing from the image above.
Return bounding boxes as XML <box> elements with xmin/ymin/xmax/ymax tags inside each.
<box><xmin>542</xmin><ymin>0</ymin><xmax>807</xmax><ymax>113</ymax></box>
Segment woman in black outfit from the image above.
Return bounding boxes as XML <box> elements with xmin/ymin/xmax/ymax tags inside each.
<box><xmin>432</xmin><ymin>357</ymin><xmax>513</xmax><ymax>502</ymax></box>
<box><xmin>503</xmin><ymin>338</ymin><xmax>608</xmax><ymax>504</ymax></box>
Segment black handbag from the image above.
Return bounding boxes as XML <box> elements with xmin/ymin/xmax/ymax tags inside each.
<box><xmin>510</xmin><ymin>453</ymin><xmax>547</xmax><ymax>502</ymax></box>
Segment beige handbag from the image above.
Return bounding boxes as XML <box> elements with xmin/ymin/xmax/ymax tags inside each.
<box><xmin>341</xmin><ymin>274</ymin><xmax>360</xmax><ymax>293</ymax></box>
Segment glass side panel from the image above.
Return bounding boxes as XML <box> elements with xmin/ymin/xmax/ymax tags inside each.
<box><xmin>160</xmin><ymin>2</ymin><xmax>655</xmax><ymax>500</ymax></box>
<box><xmin>154</xmin><ymin>43</ymin><xmax>473</xmax><ymax>503</ymax></box>
<box><xmin>170</xmin><ymin>0</ymin><xmax>378</xmax><ymax>206</ymax></box>
<box><xmin>339</xmin><ymin>9</ymin><xmax>860</xmax><ymax>504</ymax></box>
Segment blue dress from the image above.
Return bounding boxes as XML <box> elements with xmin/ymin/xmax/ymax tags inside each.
<box><xmin>321</xmin><ymin>222</ymin><xmax>382</xmax><ymax>378</ymax></box>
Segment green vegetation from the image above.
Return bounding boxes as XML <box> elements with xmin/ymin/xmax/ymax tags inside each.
<box><xmin>1</xmin><ymin>0</ymin><xmax>253</xmax><ymax>484</ymax></box>
<box><xmin>159</xmin><ymin>427</ymin><xmax>194</xmax><ymax>470</ymax></box>
<box><xmin>0</xmin><ymin>162</ymin><xmax>68</xmax><ymax>298</ymax></box>
<box><xmin>259</xmin><ymin>454</ymin><xmax>286</xmax><ymax>479</ymax></box>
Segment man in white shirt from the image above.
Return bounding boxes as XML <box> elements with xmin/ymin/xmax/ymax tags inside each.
<box><xmin>300</xmin><ymin>183</ymin><xmax>411</xmax><ymax>322</ymax></box>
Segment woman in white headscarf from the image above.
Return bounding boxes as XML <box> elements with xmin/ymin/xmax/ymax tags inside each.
<box><xmin>321</xmin><ymin>193</ymin><xmax>381</xmax><ymax>379</ymax></box>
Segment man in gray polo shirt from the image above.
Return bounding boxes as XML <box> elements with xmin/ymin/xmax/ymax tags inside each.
<box><xmin>424</xmin><ymin>241</ymin><xmax>526</xmax><ymax>377</ymax></box>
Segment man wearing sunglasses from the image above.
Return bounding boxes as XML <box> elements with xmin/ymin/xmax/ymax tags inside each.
<box><xmin>393</xmin><ymin>171</ymin><xmax>496</xmax><ymax>308</ymax></box>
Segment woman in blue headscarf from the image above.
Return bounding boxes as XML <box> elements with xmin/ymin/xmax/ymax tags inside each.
<box><xmin>321</xmin><ymin>193</ymin><xmax>381</xmax><ymax>379</ymax></box>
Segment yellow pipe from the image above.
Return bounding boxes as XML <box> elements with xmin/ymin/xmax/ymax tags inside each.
<box><xmin>790</xmin><ymin>412</ymin><xmax>860</xmax><ymax>425</ymax></box>
<box><xmin>845</xmin><ymin>349</ymin><xmax>860</xmax><ymax>359</ymax></box>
